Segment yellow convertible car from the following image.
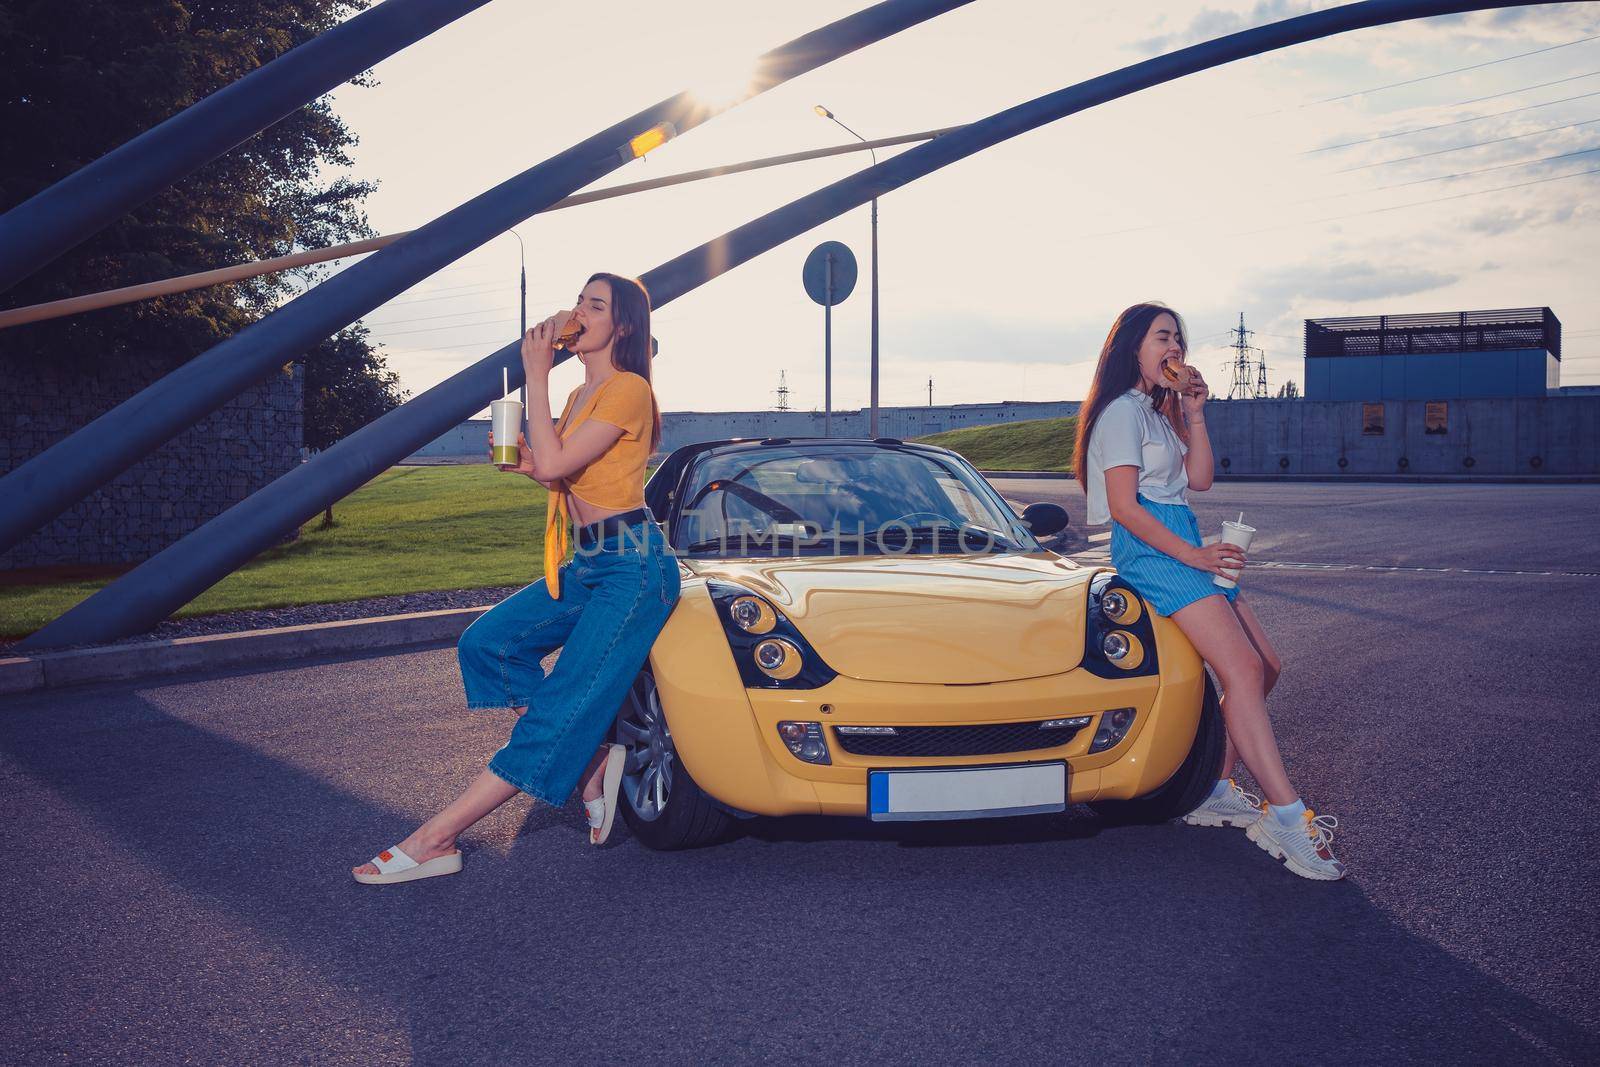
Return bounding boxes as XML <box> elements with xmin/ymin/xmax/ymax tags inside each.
<box><xmin>615</xmin><ymin>437</ymin><xmax>1223</xmax><ymax>850</ymax></box>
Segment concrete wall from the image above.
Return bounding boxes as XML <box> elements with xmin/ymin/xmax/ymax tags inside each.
<box><xmin>406</xmin><ymin>394</ymin><xmax>1598</xmax><ymax>479</ymax></box>
<box><xmin>1</xmin><ymin>355</ymin><xmax>303</xmax><ymax>571</ymax></box>
<box><xmin>1306</xmin><ymin>348</ymin><xmax>1557</xmax><ymax>400</ymax></box>
<box><xmin>1201</xmin><ymin>397</ymin><xmax>1600</xmax><ymax>477</ymax></box>
<box><xmin>408</xmin><ymin>399</ymin><xmax>1082</xmax><ymax>461</ymax></box>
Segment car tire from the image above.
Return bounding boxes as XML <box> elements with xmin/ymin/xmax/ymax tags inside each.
<box><xmin>615</xmin><ymin>668</ymin><xmax>734</xmax><ymax>851</ymax></box>
<box><xmin>1088</xmin><ymin>671</ymin><xmax>1225</xmax><ymax>826</ymax></box>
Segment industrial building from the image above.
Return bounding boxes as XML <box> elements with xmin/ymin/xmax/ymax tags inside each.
<box><xmin>1303</xmin><ymin>307</ymin><xmax>1560</xmax><ymax>401</ymax></box>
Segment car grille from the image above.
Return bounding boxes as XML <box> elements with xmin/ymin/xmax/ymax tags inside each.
<box><xmin>831</xmin><ymin>719</ymin><xmax>1085</xmax><ymax>758</ymax></box>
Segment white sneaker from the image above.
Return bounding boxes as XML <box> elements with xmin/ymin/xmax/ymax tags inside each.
<box><xmin>1182</xmin><ymin>779</ymin><xmax>1263</xmax><ymax>828</ymax></box>
<box><xmin>1246</xmin><ymin>806</ymin><xmax>1347</xmax><ymax>881</ymax></box>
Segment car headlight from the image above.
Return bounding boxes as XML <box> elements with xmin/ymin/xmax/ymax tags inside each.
<box><xmin>777</xmin><ymin>721</ymin><xmax>831</xmax><ymax>764</ymax></box>
<box><xmin>754</xmin><ymin>638</ymin><xmax>802</xmax><ymax>680</ymax></box>
<box><xmin>1084</xmin><ymin>573</ymin><xmax>1158</xmax><ymax>678</ymax></box>
<box><xmin>729</xmin><ymin>595</ymin><xmax>777</xmax><ymax>633</ymax></box>
<box><xmin>708</xmin><ymin>580</ymin><xmax>838</xmax><ymax>690</ymax></box>
<box><xmin>1100</xmin><ymin>588</ymin><xmax>1142</xmax><ymax>626</ymax></box>
<box><xmin>1100</xmin><ymin>630</ymin><xmax>1146</xmax><ymax>671</ymax></box>
<box><xmin>1088</xmin><ymin>707</ymin><xmax>1137</xmax><ymax>752</ymax></box>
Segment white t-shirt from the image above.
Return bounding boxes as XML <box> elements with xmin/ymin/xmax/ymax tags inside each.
<box><xmin>1084</xmin><ymin>389</ymin><xmax>1190</xmax><ymax>525</ymax></box>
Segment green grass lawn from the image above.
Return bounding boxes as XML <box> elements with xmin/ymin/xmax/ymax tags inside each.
<box><xmin>1</xmin><ymin>416</ymin><xmax>1074</xmax><ymax>639</ymax></box>
<box><xmin>913</xmin><ymin>416</ymin><xmax>1076</xmax><ymax>473</ymax></box>
<box><xmin>0</xmin><ymin>465</ymin><xmax>552</xmax><ymax>639</ymax></box>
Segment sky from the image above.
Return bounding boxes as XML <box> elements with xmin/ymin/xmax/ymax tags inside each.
<box><xmin>311</xmin><ymin>0</ymin><xmax>1600</xmax><ymax>417</ymax></box>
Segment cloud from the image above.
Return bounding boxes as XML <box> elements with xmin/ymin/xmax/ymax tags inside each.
<box><xmin>1139</xmin><ymin>1</ymin><xmax>1326</xmax><ymax>54</ymax></box>
<box><xmin>888</xmin><ymin>313</ymin><xmax>1112</xmax><ymax>366</ymax></box>
<box><xmin>1243</xmin><ymin>258</ymin><xmax>1459</xmax><ymax>304</ymax></box>
<box><xmin>1445</xmin><ymin>4</ymin><xmax>1600</xmax><ymax>36</ymax></box>
<box><xmin>1463</xmin><ymin>200</ymin><xmax>1581</xmax><ymax>236</ymax></box>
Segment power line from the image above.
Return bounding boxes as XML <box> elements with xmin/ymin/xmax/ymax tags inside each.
<box><xmin>1305</xmin><ymin>89</ymin><xmax>1600</xmax><ymax>153</ymax></box>
<box><xmin>1232</xmin><ymin>164</ymin><xmax>1600</xmax><ymax>236</ymax></box>
<box><xmin>1300</xmin><ymin>144</ymin><xmax>1600</xmax><ymax>201</ymax></box>
<box><xmin>1333</xmin><ymin>116</ymin><xmax>1600</xmax><ymax>172</ymax></box>
<box><xmin>381</xmin><ymin>336</ymin><xmax>516</xmax><ymax>354</ymax></box>
<box><xmin>368</xmin><ymin>282</ymin><xmax>509</xmax><ymax>309</ymax></box>
<box><xmin>1291</xmin><ymin>33</ymin><xmax>1600</xmax><ymax>109</ymax></box>
<box><xmin>1451</xmin><ymin>69</ymin><xmax>1600</xmax><ymax>109</ymax></box>
<box><xmin>1076</xmin><ymin>147</ymin><xmax>1600</xmax><ymax>241</ymax></box>
<box><xmin>363</xmin><ymin>303</ymin><xmax>520</xmax><ymax>329</ymax></box>
<box><xmin>368</xmin><ymin>315</ymin><xmax>518</xmax><ymax>339</ymax></box>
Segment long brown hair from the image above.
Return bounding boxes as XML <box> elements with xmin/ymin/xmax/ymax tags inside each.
<box><xmin>589</xmin><ymin>271</ymin><xmax>662</xmax><ymax>452</ymax></box>
<box><xmin>1071</xmin><ymin>302</ymin><xmax>1190</xmax><ymax>491</ymax></box>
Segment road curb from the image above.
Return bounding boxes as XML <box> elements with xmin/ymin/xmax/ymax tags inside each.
<box><xmin>980</xmin><ymin>470</ymin><xmax>1071</xmax><ymax>479</ymax></box>
<box><xmin>0</xmin><ymin>606</ymin><xmax>490</xmax><ymax>698</ymax></box>
<box><xmin>981</xmin><ymin>471</ymin><xmax>1599</xmax><ymax>484</ymax></box>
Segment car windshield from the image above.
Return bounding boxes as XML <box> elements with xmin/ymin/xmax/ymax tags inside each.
<box><xmin>671</xmin><ymin>444</ymin><xmax>1039</xmax><ymax>558</ymax></box>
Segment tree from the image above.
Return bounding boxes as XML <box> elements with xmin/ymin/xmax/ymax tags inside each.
<box><xmin>1276</xmin><ymin>380</ymin><xmax>1302</xmax><ymax>399</ymax></box>
<box><xmin>301</xmin><ymin>323</ymin><xmax>409</xmax><ymax>527</ymax></box>
<box><xmin>0</xmin><ymin>0</ymin><xmax>378</xmax><ymax>372</ymax></box>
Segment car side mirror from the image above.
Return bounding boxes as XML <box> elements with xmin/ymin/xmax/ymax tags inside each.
<box><xmin>1020</xmin><ymin>502</ymin><xmax>1069</xmax><ymax>538</ymax></box>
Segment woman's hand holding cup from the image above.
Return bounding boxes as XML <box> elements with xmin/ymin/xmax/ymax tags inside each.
<box><xmin>1181</xmin><ymin>540</ymin><xmax>1246</xmax><ymax>578</ymax></box>
<box><xmin>488</xmin><ymin>429</ymin><xmax>538</xmax><ymax>478</ymax></box>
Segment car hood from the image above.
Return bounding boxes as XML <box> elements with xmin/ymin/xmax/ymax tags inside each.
<box><xmin>682</xmin><ymin>552</ymin><xmax>1092</xmax><ymax>684</ymax></box>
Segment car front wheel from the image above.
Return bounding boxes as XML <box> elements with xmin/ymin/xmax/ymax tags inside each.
<box><xmin>1089</xmin><ymin>671</ymin><xmax>1225</xmax><ymax>825</ymax></box>
<box><xmin>615</xmin><ymin>669</ymin><xmax>733</xmax><ymax>850</ymax></box>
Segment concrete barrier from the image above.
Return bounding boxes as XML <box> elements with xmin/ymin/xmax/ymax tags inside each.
<box><xmin>0</xmin><ymin>607</ymin><xmax>490</xmax><ymax>697</ymax></box>
<box><xmin>1202</xmin><ymin>397</ymin><xmax>1600</xmax><ymax>478</ymax></box>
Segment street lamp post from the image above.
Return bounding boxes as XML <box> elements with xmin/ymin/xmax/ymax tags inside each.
<box><xmin>815</xmin><ymin>104</ymin><xmax>880</xmax><ymax>438</ymax></box>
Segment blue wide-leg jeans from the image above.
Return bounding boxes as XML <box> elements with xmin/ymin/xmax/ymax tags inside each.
<box><xmin>457</xmin><ymin>519</ymin><xmax>681</xmax><ymax>807</ymax></box>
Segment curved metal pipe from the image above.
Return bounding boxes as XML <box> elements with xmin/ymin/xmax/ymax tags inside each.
<box><xmin>0</xmin><ymin>126</ymin><xmax>962</xmax><ymax>331</ymax></box>
<box><xmin>18</xmin><ymin>0</ymin><xmax>1547</xmax><ymax>649</ymax></box>
<box><xmin>0</xmin><ymin>0</ymin><xmax>495</xmax><ymax>294</ymax></box>
<box><xmin>0</xmin><ymin>0</ymin><xmax>973</xmax><ymax>559</ymax></box>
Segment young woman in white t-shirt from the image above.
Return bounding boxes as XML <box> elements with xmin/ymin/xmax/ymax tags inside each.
<box><xmin>1072</xmin><ymin>301</ymin><xmax>1344</xmax><ymax>881</ymax></box>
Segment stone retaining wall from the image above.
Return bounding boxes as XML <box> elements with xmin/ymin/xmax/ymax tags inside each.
<box><xmin>1</xmin><ymin>356</ymin><xmax>303</xmax><ymax>570</ymax></box>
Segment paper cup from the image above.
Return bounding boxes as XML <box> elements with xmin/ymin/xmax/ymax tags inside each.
<box><xmin>490</xmin><ymin>398</ymin><xmax>523</xmax><ymax>469</ymax></box>
<box><xmin>1213</xmin><ymin>520</ymin><xmax>1255</xmax><ymax>589</ymax></box>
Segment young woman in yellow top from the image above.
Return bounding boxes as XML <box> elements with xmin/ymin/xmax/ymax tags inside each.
<box><xmin>353</xmin><ymin>273</ymin><xmax>681</xmax><ymax>884</ymax></box>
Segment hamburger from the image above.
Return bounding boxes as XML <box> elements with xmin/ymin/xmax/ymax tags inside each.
<box><xmin>553</xmin><ymin>314</ymin><xmax>586</xmax><ymax>352</ymax></box>
<box><xmin>1160</xmin><ymin>355</ymin><xmax>1193</xmax><ymax>389</ymax></box>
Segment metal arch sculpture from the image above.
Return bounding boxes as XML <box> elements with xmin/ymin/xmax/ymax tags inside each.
<box><xmin>18</xmin><ymin>0</ymin><xmax>1555</xmax><ymax>649</ymax></box>
<box><xmin>0</xmin><ymin>0</ymin><xmax>973</xmax><ymax>558</ymax></box>
<box><xmin>0</xmin><ymin>0</ymin><xmax>497</xmax><ymax>295</ymax></box>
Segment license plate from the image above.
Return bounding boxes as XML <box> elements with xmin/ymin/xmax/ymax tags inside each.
<box><xmin>868</xmin><ymin>761</ymin><xmax>1066</xmax><ymax>822</ymax></box>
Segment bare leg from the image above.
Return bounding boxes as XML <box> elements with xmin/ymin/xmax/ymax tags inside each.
<box><xmin>1217</xmin><ymin>594</ymin><xmax>1282</xmax><ymax>780</ymax></box>
<box><xmin>352</xmin><ymin>707</ymin><xmax>615</xmax><ymax>876</ymax></box>
<box><xmin>578</xmin><ymin>744</ymin><xmax>610</xmax><ymax>803</ymax></box>
<box><xmin>1170</xmin><ymin>595</ymin><xmax>1296</xmax><ymax>805</ymax></box>
<box><xmin>351</xmin><ymin>767</ymin><xmax>519</xmax><ymax>876</ymax></box>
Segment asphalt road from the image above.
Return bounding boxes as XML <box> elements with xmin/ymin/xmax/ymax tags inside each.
<box><xmin>2</xmin><ymin>482</ymin><xmax>1597</xmax><ymax>1064</ymax></box>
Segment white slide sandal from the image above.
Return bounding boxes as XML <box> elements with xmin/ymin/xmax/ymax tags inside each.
<box><xmin>586</xmin><ymin>744</ymin><xmax>627</xmax><ymax>846</ymax></box>
<box><xmin>352</xmin><ymin>844</ymin><xmax>463</xmax><ymax>885</ymax></box>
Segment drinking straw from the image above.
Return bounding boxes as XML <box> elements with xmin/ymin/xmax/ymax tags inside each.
<box><xmin>503</xmin><ymin>366</ymin><xmax>508</xmax><ymax>397</ymax></box>
<box><xmin>1238</xmin><ymin>512</ymin><xmax>1244</xmax><ymax>524</ymax></box>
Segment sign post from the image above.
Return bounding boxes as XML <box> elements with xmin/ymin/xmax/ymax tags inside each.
<box><xmin>802</xmin><ymin>241</ymin><xmax>858</xmax><ymax>437</ymax></box>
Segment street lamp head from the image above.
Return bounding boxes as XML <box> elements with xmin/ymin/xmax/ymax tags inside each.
<box><xmin>813</xmin><ymin>104</ymin><xmax>834</xmax><ymax>119</ymax></box>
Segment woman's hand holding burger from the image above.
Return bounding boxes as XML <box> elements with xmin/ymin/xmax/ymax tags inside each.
<box><xmin>521</xmin><ymin>308</ymin><xmax>576</xmax><ymax>382</ymax></box>
<box><xmin>1178</xmin><ymin>366</ymin><xmax>1209</xmax><ymax>419</ymax></box>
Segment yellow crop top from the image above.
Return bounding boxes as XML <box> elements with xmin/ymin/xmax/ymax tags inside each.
<box><xmin>543</xmin><ymin>370</ymin><xmax>658</xmax><ymax>598</ymax></box>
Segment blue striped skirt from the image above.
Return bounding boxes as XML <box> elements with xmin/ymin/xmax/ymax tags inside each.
<box><xmin>1109</xmin><ymin>494</ymin><xmax>1238</xmax><ymax>617</ymax></box>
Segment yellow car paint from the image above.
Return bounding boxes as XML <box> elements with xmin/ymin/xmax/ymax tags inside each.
<box><xmin>684</xmin><ymin>552</ymin><xmax>1090</xmax><ymax>684</ymax></box>
<box><xmin>645</xmin><ymin>556</ymin><xmax>1206</xmax><ymax>819</ymax></box>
